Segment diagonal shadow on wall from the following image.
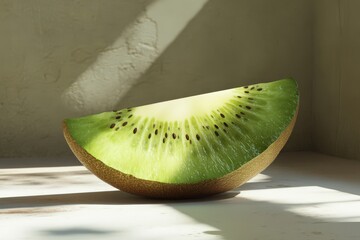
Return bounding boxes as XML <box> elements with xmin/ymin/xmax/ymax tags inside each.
<box><xmin>0</xmin><ymin>0</ymin><xmax>152</xmax><ymax>158</ymax></box>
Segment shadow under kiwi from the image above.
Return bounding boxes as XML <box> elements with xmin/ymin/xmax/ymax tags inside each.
<box><xmin>0</xmin><ymin>189</ymin><xmax>240</xmax><ymax>211</ymax></box>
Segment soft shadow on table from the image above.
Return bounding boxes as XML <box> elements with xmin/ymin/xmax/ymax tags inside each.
<box><xmin>4</xmin><ymin>189</ymin><xmax>358</xmax><ymax>240</ymax></box>
<box><xmin>171</xmin><ymin>197</ymin><xmax>360</xmax><ymax>240</ymax></box>
<box><xmin>256</xmin><ymin>152</ymin><xmax>360</xmax><ymax>196</ymax></box>
<box><xmin>2</xmin><ymin>152</ymin><xmax>360</xmax><ymax>240</ymax></box>
<box><xmin>40</xmin><ymin>228</ymin><xmax>117</xmax><ymax>237</ymax></box>
<box><xmin>171</xmin><ymin>152</ymin><xmax>360</xmax><ymax>240</ymax></box>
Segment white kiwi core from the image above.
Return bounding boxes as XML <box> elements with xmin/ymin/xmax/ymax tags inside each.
<box><xmin>133</xmin><ymin>89</ymin><xmax>235</xmax><ymax>121</ymax></box>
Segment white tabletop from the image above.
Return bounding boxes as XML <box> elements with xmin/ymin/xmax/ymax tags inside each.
<box><xmin>1</xmin><ymin>152</ymin><xmax>359</xmax><ymax>240</ymax></box>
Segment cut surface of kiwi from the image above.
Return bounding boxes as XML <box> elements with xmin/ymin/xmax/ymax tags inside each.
<box><xmin>64</xmin><ymin>78</ymin><xmax>299</xmax><ymax>199</ymax></box>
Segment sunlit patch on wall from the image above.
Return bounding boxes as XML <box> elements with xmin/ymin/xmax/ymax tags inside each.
<box><xmin>62</xmin><ymin>0</ymin><xmax>209</xmax><ymax>115</ymax></box>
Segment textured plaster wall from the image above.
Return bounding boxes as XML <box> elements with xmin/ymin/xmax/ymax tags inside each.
<box><xmin>313</xmin><ymin>0</ymin><xmax>360</xmax><ymax>160</ymax></box>
<box><xmin>0</xmin><ymin>0</ymin><xmax>313</xmax><ymax>158</ymax></box>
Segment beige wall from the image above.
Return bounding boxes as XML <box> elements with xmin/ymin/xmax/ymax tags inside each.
<box><xmin>0</xmin><ymin>0</ymin><xmax>313</xmax><ymax>157</ymax></box>
<box><xmin>314</xmin><ymin>0</ymin><xmax>360</xmax><ymax>160</ymax></box>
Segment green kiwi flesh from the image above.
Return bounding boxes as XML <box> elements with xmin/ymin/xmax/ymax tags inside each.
<box><xmin>63</xmin><ymin>78</ymin><xmax>299</xmax><ymax>198</ymax></box>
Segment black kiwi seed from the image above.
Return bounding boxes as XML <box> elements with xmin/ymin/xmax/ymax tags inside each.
<box><xmin>248</xmin><ymin>98</ymin><xmax>254</xmax><ymax>100</ymax></box>
<box><xmin>172</xmin><ymin>133</ymin><xmax>176</xmax><ymax>139</ymax></box>
<box><xmin>239</xmin><ymin>105</ymin><xmax>242</xmax><ymax>107</ymax></box>
<box><xmin>223</xmin><ymin>129</ymin><xmax>227</xmax><ymax>133</ymax></box>
<box><xmin>237</xmin><ymin>96</ymin><xmax>242</xmax><ymax>98</ymax></box>
<box><xmin>128</xmin><ymin>114</ymin><xmax>133</xmax><ymax>118</ymax></box>
<box><xmin>241</xmin><ymin>112</ymin><xmax>245</xmax><ymax>115</ymax></box>
<box><xmin>116</xmin><ymin>116</ymin><xmax>121</xmax><ymax>119</ymax></box>
<box><xmin>148</xmin><ymin>133</ymin><xmax>151</xmax><ymax>139</ymax></box>
<box><xmin>190</xmin><ymin>140</ymin><xmax>192</xmax><ymax>144</ymax></box>
<box><xmin>214</xmin><ymin>124</ymin><xmax>219</xmax><ymax>129</ymax></box>
<box><xmin>196</xmin><ymin>134</ymin><xmax>200</xmax><ymax>141</ymax></box>
<box><xmin>155</xmin><ymin>129</ymin><xmax>158</xmax><ymax>135</ymax></box>
<box><xmin>257</xmin><ymin>88</ymin><xmax>263</xmax><ymax>91</ymax></box>
<box><xmin>110</xmin><ymin>123</ymin><xmax>115</xmax><ymax>128</ymax></box>
<box><xmin>133</xmin><ymin>128</ymin><xmax>137</xmax><ymax>134</ymax></box>
<box><xmin>127</xmin><ymin>109</ymin><xmax>132</xmax><ymax>112</ymax></box>
<box><xmin>224</xmin><ymin>122</ymin><xmax>228</xmax><ymax>127</ymax></box>
<box><xmin>122</xmin><ymin>122</ymin><xmax>128</xmax><ymax>126</ymax></box>
<box><xmin>215</xmin><ymin>131</ymin><xmax>219</xmax><ymax>136</ymax></box>
<box><xmin>112</xmin><ymin>110</ymin><xmax>117</xmax><ymax>112</ymax></box>
<box><xmin>186</xmin><ymin>134</ymin><xmax>189</xmax><ymax>140</ymax></box>
<box><xmin>115</xmin><ymin>127</ymin><xmax>119</xmax><ymax>131</ymax></box>
<box><xmin>251</xmin><ymin>87</ymin><xmax>255</xmax><ymax>90</ymax></box>
<box><xmin>246</xmin><ymin>106</ymin><xmax>252</xmax><ymax>110</ymax></box>
<box><xmin>153</xmin><ymin>124</ymin><xmax>156</xmax><ymax>128</ymax></box>
<box><xmin>163</xmin><ymin>138</ymin><xmax>166</xmax><ymax>143</ymax></box>
<box><xmin>236</xmin><ymin>114</ymin><xmax>241</xmax><ymax>118</ymax></box>
<box><xmin>165</xmin><ymin>133</ymin><xmax>168</xmax><ymax>138</ymax></box>
<box><xmin>220</xmin><ymin>113</ymin><xmax>225</xmax><ymax>118</ymax></box>
<box><xmin>206</xmin><ymin>126</ymin><xmax>210</xmax><ymax>130</ymax></box>
<box><xmin>244</xmin><ymin>86</ymin><xmax>248</xmax><ymax>89</ymax></box>
<box><xmin>245</xmin><ymin>91</ymin><xmax>249</xmax><ymax>94</ymax></box>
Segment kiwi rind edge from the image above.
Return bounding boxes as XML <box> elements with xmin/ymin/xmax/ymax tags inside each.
<box><xmin>63</xmin><ymin>107</ymin><xmax>298</xmax><ymax>199</ymax></box>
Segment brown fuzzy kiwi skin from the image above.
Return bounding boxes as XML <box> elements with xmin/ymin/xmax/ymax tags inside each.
<box><xmin>63</xmin><ymin>108</ymin><xmax>298</xmax><ymax>199</ymax></box>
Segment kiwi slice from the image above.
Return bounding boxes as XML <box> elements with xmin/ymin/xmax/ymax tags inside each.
<box><xmin>63</xmin><ymin>78</ymin><xmax>299</xmax><ymax>199</ymax></box>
